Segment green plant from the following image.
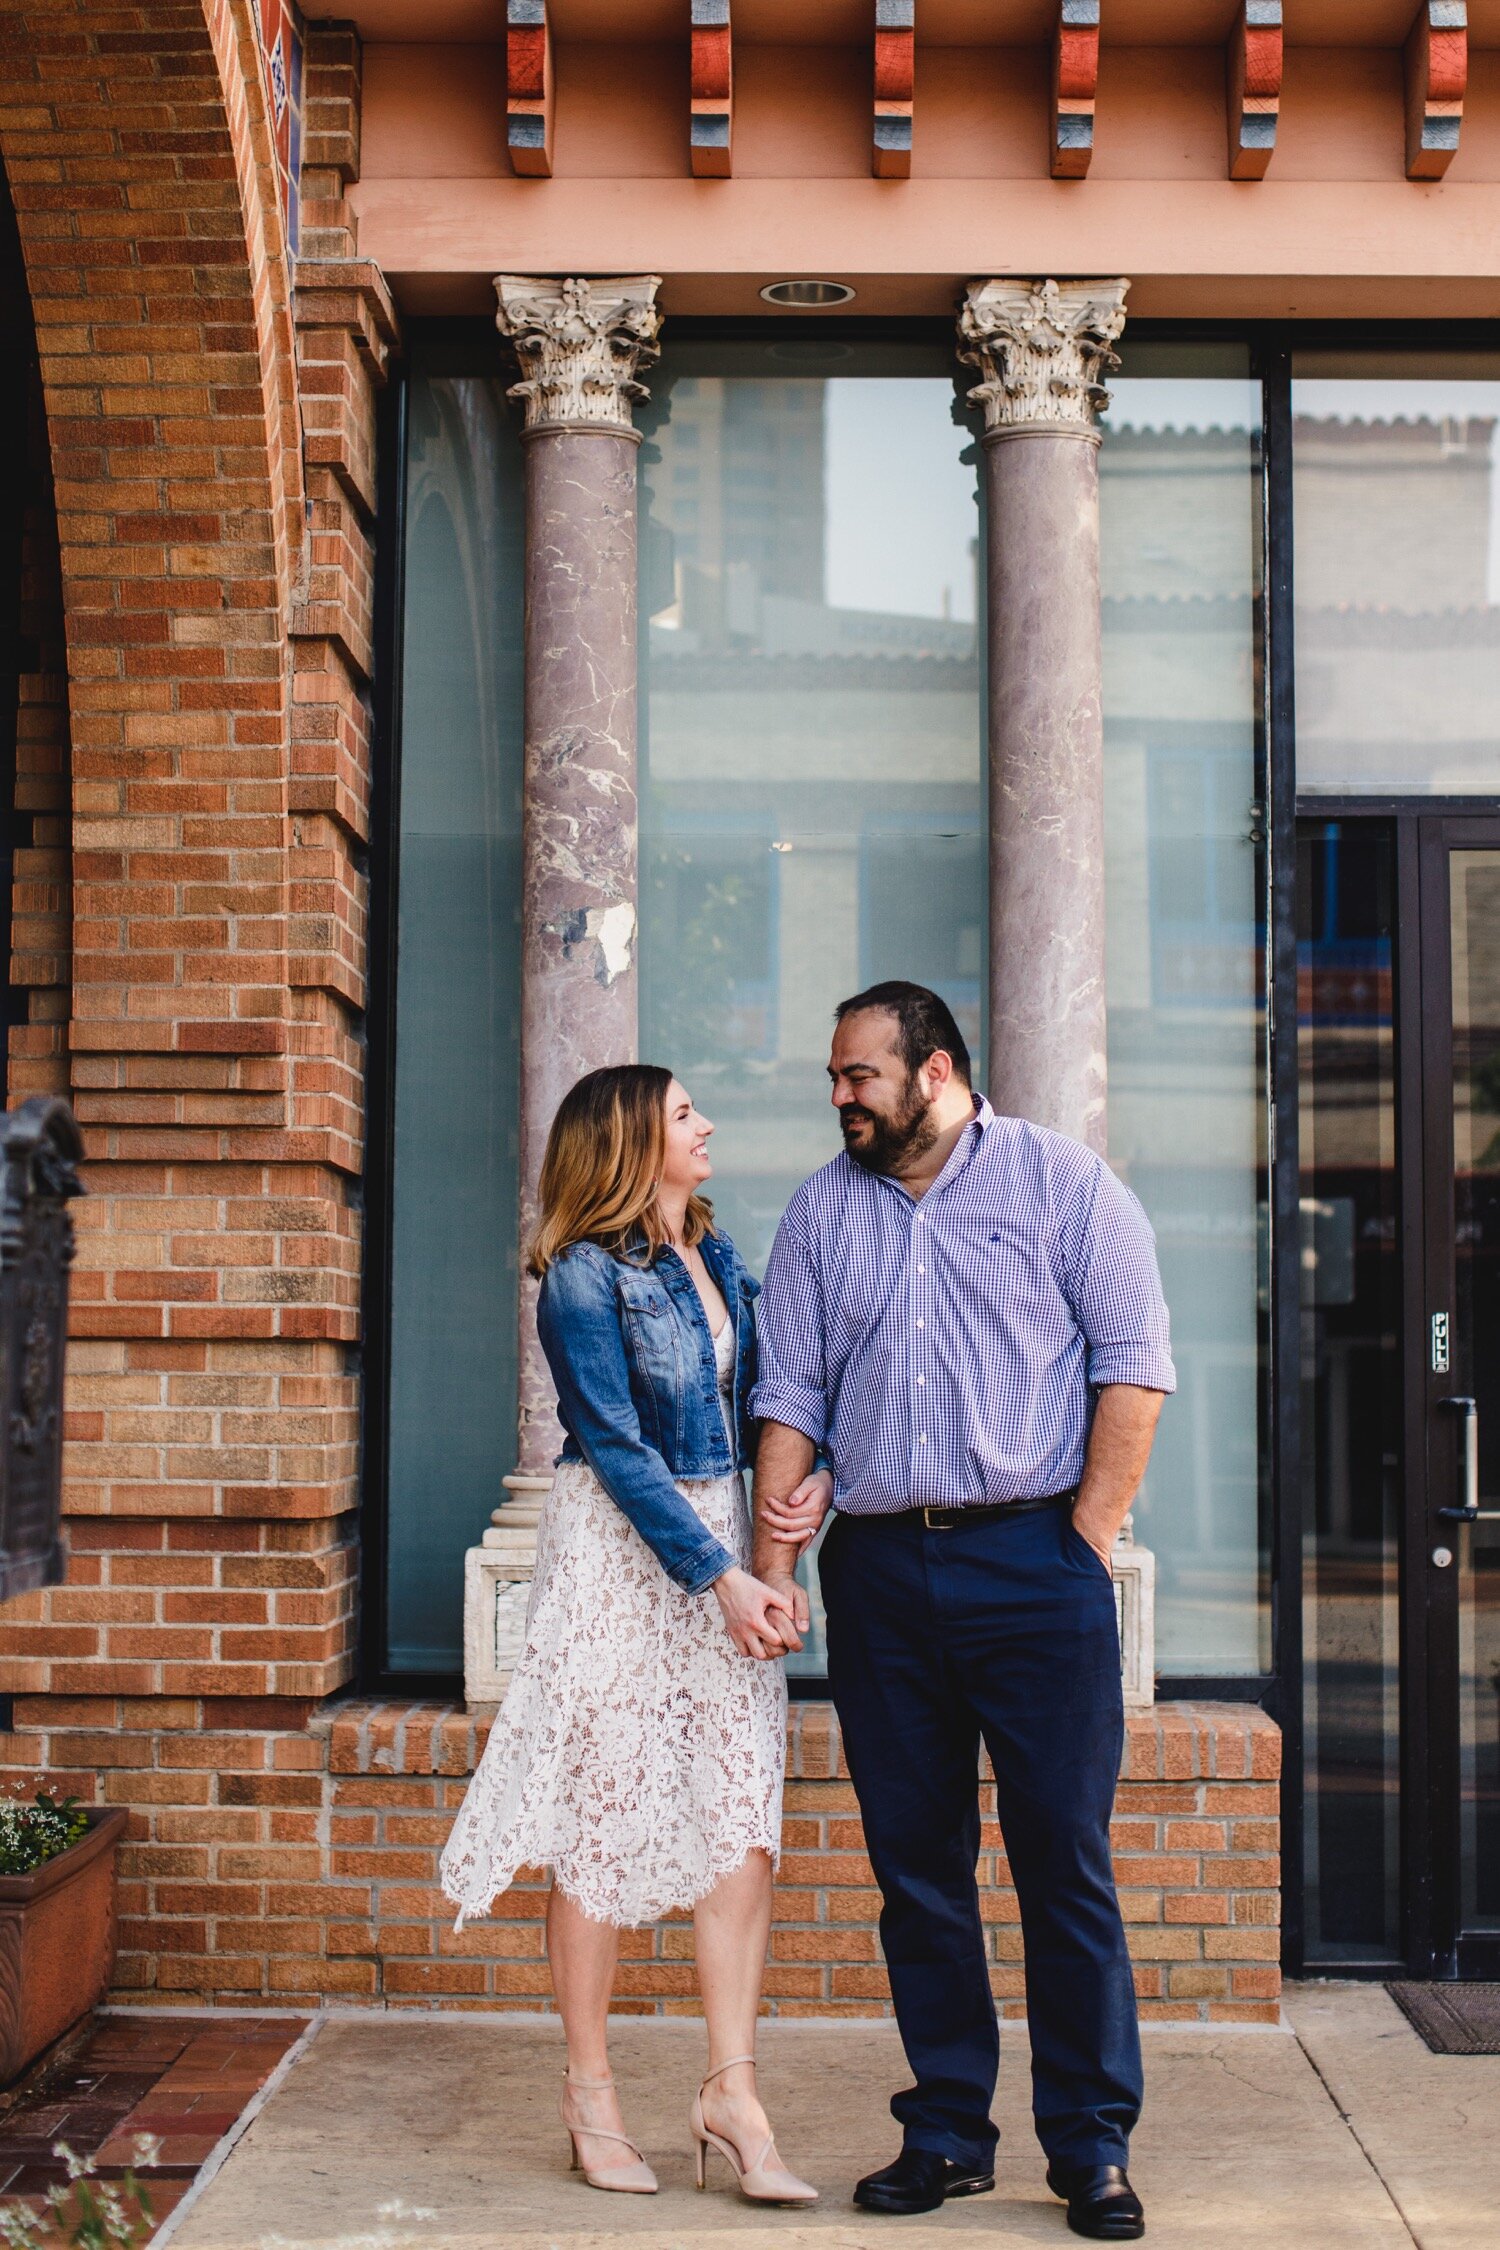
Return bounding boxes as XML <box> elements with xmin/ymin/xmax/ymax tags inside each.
<box><xmin>0</xmin><ymin>1795</ymin><xmax>88</xmax><ymax>1880</ymax></box>
<box><xmin>0</xmin><ymin>2141</ymin><xmax>156</xmax><ymax>2250</ymax></box>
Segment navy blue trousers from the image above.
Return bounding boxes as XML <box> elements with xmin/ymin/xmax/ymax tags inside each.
<box><xmin>819</xmin><ymin>1500</ymin><xmax>1142</xmax><ymax>2171</ymax></box>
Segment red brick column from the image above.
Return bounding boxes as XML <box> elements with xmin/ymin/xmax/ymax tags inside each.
<box><xmin>0</xmin><ymin>6</ymin><xmax>373</xmax><ymax>1765</ymax></box>
<box><xmin>289</xmin><ymin>22</ymin><xmax>395</xmax><ymax>1180</ymax></box>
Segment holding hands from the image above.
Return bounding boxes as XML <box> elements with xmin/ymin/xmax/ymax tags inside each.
<box><xmin>713</xmin><ymin>1565</ymin><xmax>808</xmax><ymax>1660</ymax></box>
<box><xmin>714</xmin><ymin>1472</ymin><xmax>831</xmax><ymax>1661</ymax></box>
<box><xmin>758</xmin><ymin>1467</ymin><xmax>834</xmax><ymax>1553</ymax></box>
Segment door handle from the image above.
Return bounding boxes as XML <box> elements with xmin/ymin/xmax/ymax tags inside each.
<box><xmin>1437</xmin><ymin>1395</ymin><xmax>1500</xmax><ymax>1521</ymax></box>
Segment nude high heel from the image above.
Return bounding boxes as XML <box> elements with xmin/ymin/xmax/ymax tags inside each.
<box><xmin>691</xmin><ymin>2054</ymin><xmax>818</xmax><ymax>2205</ymax></box>
<box><xmin>559</xmin><ymin>2069</ymin><xmax>658</xmax><ymax>2194</ymax></box>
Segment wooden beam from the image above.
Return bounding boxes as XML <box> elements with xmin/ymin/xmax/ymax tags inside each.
<box><xmin>1227</xmin><ymin>1</ymin><xmax>1282</xmax><ymax>181</ymax></box>
<box><xmin>691</xmin><ymin>1</ymin><xmax>732</xmax><ymax>178</ymax></box>
<box><xmin>874</xmin><ymin>0</ymin><xmax>914</xmax><ymax>180</ymax></box>
<box><xmin>1405</xmin><ymin>2</ymin><xmax>1466</xmax><ymax>181</ymax></box>
<box><xmin>507</xmin><ymin>0</ymin><xmax>553</xmax><ymax>178</ymax></box>
<box><xmin>1052</xmin><ymin>0</ymin><xmax>1099</xmax><ymax>181</ymax></box>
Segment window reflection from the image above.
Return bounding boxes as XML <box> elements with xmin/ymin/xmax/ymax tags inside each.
<box><xmin>1293</xmin><ymin>361</ymin><xmax>1500</xmax><ymax>794</ymax></box>
<box><xmin>1099</xmin><ymin>356</ymin><xmax>1269</xmax><ymax>1675</ymax></box>
<box><xmin>638</xmin><ymin>343</ymin><xmax>985</xmax><ymax>1673</ymax></box>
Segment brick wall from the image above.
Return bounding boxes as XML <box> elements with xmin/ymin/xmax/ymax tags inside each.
<box><xmin>0</xmin><ymin>1697</ymin><xmax>1280</xmax><ymax>2020</ymax></box>
<box><xmin>0</xmin><ymin>5</ymin><xmax>387</xmax><ymax>1724</ymax></box>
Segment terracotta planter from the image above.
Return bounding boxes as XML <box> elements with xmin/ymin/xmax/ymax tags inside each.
<box><xmin>0</xmin><ymin>1807</ymin><xmax>127</xmax><ymax>2084</ymax></box>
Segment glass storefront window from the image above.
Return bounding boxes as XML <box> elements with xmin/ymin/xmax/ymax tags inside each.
<box><xmin>1099</xmin><ymin>347</ymin><xmax>1269</xmax><ymax>1675</ymax></box>
<box><xmin>1293</xmin><ymin>354</ymin><xmax>1500</xmax><ymax>795</ymax></box>
<box><xmin>384</xmin><ymin>357</ymin><xmax>525</xmax><ymax>1672</ymax></box>
<box><xmin>379</xmin><ymin>333</ymin><xmax>1500</xmax><ymax>1708</ymax></box>
<box><xmin>637</xmin><ymin>339</ymin><xmax>984</xmax><ymax>1674</ymax></box>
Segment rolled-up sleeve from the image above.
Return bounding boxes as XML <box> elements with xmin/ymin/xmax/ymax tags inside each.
<box><xmin>748</xmin><ymin>1196</ymin><xmax>829</xmax><ymax>1444</ymax></box>
<box><xmin>1062</xmin><ymin>1161</ymin><xmax>1177</xmax><ymax>1395</ymax></box>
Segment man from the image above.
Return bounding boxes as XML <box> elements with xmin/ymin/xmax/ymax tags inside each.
<box><xmin>748</xmin><ymin>981</ymin><xmax>1173</xmax><ymax>2241</ymax></box>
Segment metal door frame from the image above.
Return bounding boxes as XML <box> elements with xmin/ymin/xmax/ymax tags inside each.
<box><xmin>1292</xmin><ymin>804</ymin><xmax>1500</xmax><ymax>1978</ymax></box>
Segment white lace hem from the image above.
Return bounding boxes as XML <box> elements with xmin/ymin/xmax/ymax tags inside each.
<box><xmin>450</xmin><ymin>1833</ymin><xmax>781</xmax><ymax>1934</ymax></box>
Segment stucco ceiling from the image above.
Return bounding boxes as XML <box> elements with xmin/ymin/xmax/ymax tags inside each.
<box><xmin>304</xmin><ymin>2</ymin><xmax>1500</xmax><ymax>50</ymax></box>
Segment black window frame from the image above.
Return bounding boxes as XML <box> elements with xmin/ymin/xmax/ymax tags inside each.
<box><xmin>360</xmin><ymin>320</ymin><xmax>516</xmax><ymax>1698</ymax></box>
<box><xmin>363</xmin><ymin>313</ymin><xmax>1286</xmax><ymax>1703</ymax></box>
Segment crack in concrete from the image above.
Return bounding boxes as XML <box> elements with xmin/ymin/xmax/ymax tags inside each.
<box><xmin>1197</xmin><ymin>2042</ymin><xmax>1295</xmax><ymax>2102</ymax></box>
<box><xmin>1292</xmin><ymin>2027</ymin><xmax>1422</xmax><ymax>2247</ymax></box>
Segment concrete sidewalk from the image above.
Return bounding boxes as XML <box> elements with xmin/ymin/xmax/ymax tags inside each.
<box><xmin>159</xmin><ymin>1986</ymin><xmax>1497</xmax><ymax>2250</ymax></box>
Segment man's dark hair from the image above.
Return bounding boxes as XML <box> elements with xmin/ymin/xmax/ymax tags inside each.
<box><xmin>833</xmin><ymin>980</ymin><xmax>972</xmax><ymax>1089</ymax></box>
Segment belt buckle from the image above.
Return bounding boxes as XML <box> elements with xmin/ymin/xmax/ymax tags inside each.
<box><xmin>922</xmin><ymin>1505</ymin><xmax>950</xmax><ymax>1531</ymax></box>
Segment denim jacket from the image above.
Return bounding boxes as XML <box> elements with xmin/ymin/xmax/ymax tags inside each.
<box><xmin>536</xmin><ymin>1228</ymin><xmax>761</xmax><ymax>1594</ymax></box>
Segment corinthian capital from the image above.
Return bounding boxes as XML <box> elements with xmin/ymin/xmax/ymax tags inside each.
<box><xmin>493</xmin><ymin>274</ymin><xmax>663</xmax><ymax>437</ymax></box>
<box><xmin>957</xmin><ymin>277</ymin><xmax>1128</xmax><ymax>441</ymax></box>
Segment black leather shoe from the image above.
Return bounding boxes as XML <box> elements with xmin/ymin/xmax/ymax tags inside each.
<box><xmin>853</xmin><ymin>2148</ymin><xmax>996</xmax><ymax>2214</ymax></box>
<box><xmin>1046</xmin><ymin>2163</ymin><xmax>1145</xmax><ymax>2240</ymax></box>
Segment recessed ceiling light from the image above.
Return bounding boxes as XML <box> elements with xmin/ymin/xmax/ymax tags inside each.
<box><xmin>759</xmin><ymin>280</ymin><xmax>857</xmax><ymax>308</ymax></box>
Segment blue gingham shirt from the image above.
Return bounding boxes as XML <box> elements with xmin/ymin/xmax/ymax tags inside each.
<box><xmin>751</xmin><ymin>1098</ymin><xmax>1175</xmax><ymax>1513</ymax></box>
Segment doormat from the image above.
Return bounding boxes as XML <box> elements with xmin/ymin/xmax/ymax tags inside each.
<box><xmin>1387</xmin><ymin>1982</ymin><xmax>1500</xmax><ymax>2054</ymax></box>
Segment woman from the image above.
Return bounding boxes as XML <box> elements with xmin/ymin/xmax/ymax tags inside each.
<box><xmin>440</xmin><ymin>1065</ymin><xmax>825</xmax><ymax>2204</ymax></box>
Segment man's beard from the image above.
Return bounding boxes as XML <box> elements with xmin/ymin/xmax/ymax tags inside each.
<box><xmin>840</xmin><ymin>1072</ymin><xmax>938</xmax><ymax>1177</ymax></box>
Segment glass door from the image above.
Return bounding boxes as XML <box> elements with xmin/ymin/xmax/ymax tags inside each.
<box><xmin>1298</xmin><ymin>812</ymin><xmax>1500</xmax><ymax>1976</ymax></box>
<box><xmin>1424</xmin><ymin>824</ymin><xmax>1500</xmax><ymax>1975</ymax></box>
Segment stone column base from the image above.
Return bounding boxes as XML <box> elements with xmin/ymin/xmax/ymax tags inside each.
<box><xmin>463</xmin><ymin>1476</ymin><xmax>547</xmax><ymax>1711</ymax></box>
<box><xmin>464</xmin><ymin>1494</ymin><xmax>1154</xmax><ymax>1710</ymax></box>
<box><xmin>1114</xmin><ymin>1519</ymin><xmax>1156</xmax><ymax>1711</ymax></box>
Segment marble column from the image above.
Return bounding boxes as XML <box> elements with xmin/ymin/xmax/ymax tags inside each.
<box><xmin>958</xmin><ymin>279</ymin><xmax>1154</xmax><ymax>1707</ymax></box>
<box><xmin>500</xmin><ymin>273</ymin><xmax>661</xmax><ymax>1476</ymax></box>
<box><xmin>958</xmin><ymin>277</ymin><xmax>1128</xmax><ymax>1156</ymax></box>
<box><xmin>465</xmin><ymin>275</ymin><xmax>662</xmax><ymax>1706</ymax></box>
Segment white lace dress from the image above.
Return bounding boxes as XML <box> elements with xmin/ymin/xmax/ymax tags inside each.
<box><xmin>440</xmin><ymin>1317</ymin><xmax>787</xmax><ymax>1929</ymax></box>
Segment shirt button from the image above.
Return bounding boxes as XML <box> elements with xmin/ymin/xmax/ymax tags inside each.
<box><xmin>917</xmin><ymin>1264</ymin><xmax>925</xmax><ymax>1275</ymax></box>
<box><xmin>916</xmin><ymin>1319</ymin><xmax>925</xmax><ymax>1329</ymax></box>
<box><xmin>919</xmin><ymin>1433</ymin><xmax>928</xmax><ymax>1444</ymax></box>
<box><xmin>917</xmin><ymin>1375</ymin><xmax>925</xmax><ymax>1385</ymax></box>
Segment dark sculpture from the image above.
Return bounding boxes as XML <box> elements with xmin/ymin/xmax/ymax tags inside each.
<box><xmin>0</xmin><ymin>1100</ymin><xmax>84</xmax><ymax>1603</ymax></box>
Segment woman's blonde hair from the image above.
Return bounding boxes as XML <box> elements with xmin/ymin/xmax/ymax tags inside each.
<box><xmin>528</xmin><ymin>1063</ymin><xmax>714</xmax><ymax>1278</ymax></box>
